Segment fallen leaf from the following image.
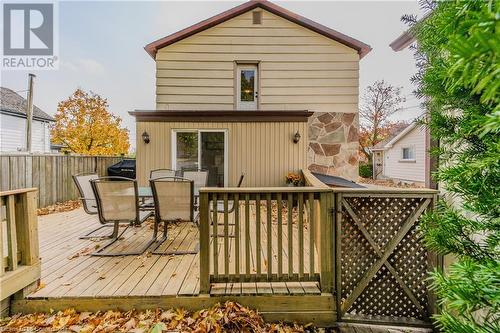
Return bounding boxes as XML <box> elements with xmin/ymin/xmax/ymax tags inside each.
<box><xmin>124</xmin><ymin>317</ymin><xmax>136</xmax><ymax>330</ymax></box>
<box><xmin>0</xmin><ymin>301</ymin><xmax>310</xmax><ymax>332</ymax></box>
<box><xmin>37</xmin><ymin>200</ymin><xmax>81</xmax><ymax>216</ymax></box>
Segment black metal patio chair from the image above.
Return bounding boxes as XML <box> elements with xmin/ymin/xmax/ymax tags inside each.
<box><xmin>149</xmin><ymin>177</ymin><xmax>199</xmax><ymax>255</ymax></box>
<box><xmin>182</xmin><ymin>169</ymin><xmax>209</xmax><ymax>210</ymax></box>
<box><xmin>211</xmin><ymin>173</ymin><xmax>245</xmax><ymax>221</ymax></box>
<box><xmin>90</xmin><ymin>177</ymin><xmax>154</xmax><ymax>257</ymax></box>
<box><xmin>210</xmin><ymin>173</ymin><xmax>245</xmax><ymax>237</ymax></box>
<box><xmin>150</xmin><ymin>168</ymin><xmax>178</xmax><ymax>180</ymax></box>
<box><xmin>73</xmin><ymin>173</ymin><xmax>129</xmax><ymax>240</ymax></box>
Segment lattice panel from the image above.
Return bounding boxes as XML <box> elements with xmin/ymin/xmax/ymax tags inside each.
<box><xmin>339</xmin><ymin>195</ymin><xmax>432</xmax><ymax>322</ymax></box>
<box><xmin>350</xmin><ymin>265</ymin><xmax>420</xmax><ymax>318</ymax></box>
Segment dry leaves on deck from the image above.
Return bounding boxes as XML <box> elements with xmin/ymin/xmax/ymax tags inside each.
<box><xmin>259</xmin><ymin>202</ymin><xmax>300</xmax><ymax>225</ymax></box>
<box><xmin>0</xmin><ymin>301</ymin><xmax>314</xmax><ymax>332</ymax></box>
<box><xmin>68</xmin><ymin>244</ymin><xmax>100</xmax><ymax>259</ymax></box>
<box><xmin>37</xmin><ymin>200</ymin><xmax>81</xmax><ymax>216</ymax></box>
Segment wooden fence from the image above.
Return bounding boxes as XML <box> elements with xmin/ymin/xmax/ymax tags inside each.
<box><xmin>1</xmin><ymin>188</ymin><xmax>40</xmax><ymax>310</ymax></box>
<box><xmin>0</xmin><ymin>154</ymin><xmax>123</xmax><ymax>207</ymax></box>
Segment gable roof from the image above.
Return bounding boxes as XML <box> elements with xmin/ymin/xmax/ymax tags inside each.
<box><xmin>390</xmin><ymin>30</ymin><xmax>415</xmax><ymax>51</ymax></box>
<box><xmin>371</xmin><ymin>122</ymin><xmax>419</xmax><ymax>151</ymax></box>
<box><xmin>0</xmin><ymin>87</ymin><xmax>55</xmax><ymax>122</ymax></box>
<box><xmin>390</xmin><ymin>13</ymin><xmax>431</xmax><ymax>51</ymax></box>
<box><xmin>145</xmin><ymin>0</ymin><xmax>371</xmax><ymax>59</ymax></box>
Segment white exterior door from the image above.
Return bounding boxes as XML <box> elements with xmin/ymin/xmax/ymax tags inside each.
<box><xmin>237</xmin><ymin>65</ymin><xmax>258</xmax><ymax>110</ymax></box>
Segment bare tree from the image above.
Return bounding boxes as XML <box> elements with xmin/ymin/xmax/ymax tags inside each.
<box><xmin>359</xmin><ymin>80</ymin><xmax>405</xmax><ymax>161</ymax></box>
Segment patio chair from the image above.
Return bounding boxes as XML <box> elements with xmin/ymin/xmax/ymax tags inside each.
<box><xmin>90</xmin><ymin>177</ymin><xmax>154</xmax><ymax>257</ymax></box>
<box><xmin>73</xmin><ymin>173</ymin><xmax>129</xmax><ymax>239</ymax></box>
<box><xmin>182</xmin><ymin>169</ymin><xmax>209</xmax><ymax>209</ymax></box>
<box><xmin>150</xmin><ymin>177</ymin><xmax>198</xmax><ymax>255</ymax></box>
<box><xmin>150</xmin><ymin>168</ymin><xmax>177</xmax><ymax>180</ymax></box>
<box><xmin>212</xmin><ymin>173</ymin><xmax>245</xmax><ymax>216</ymax></box>
<box><xmin>142</xmin><ymin>169</ymin><xmax>182</xmax><ymax>210</ymax></box>
<box><xmin>210</xmin><ymin>173</ymin><xmax>245</xmax><ymax>236</ymax></box>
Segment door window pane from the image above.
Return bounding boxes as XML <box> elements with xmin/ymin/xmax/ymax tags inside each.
<box><xmin>201</xmin><ymin>132</ymin><xmax>224</xmax><ymax>187</ymax></box>
<box><xmin>176</xmin><ymin>132</ymin><xmax>198</xmax><ymax>170</ymax></box>
<box><xmin>240</xmin><ymin>70</ymin><xmax>255</xmax><ymax>101</ymax></box>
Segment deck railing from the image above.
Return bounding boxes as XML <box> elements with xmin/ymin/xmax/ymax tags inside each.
<box><xmin>1</xmin><ymin>188</ymin><xmax>40</xmax><ymax>301</ymax></box>
<box><xmin>198</xmin><ymin>171</ymin><xmax>440</xmax><ymax>324</ymax></box>
<box><xmin>199</xmin><ymin>186</ymin><xmax>333</xmax><ymax>293</ymax></box>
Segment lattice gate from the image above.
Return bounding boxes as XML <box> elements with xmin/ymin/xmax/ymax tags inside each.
<box><xmin>334</xmin><ymin>191</ymin><xmax>440</xmax><ymax>326</ymax></box>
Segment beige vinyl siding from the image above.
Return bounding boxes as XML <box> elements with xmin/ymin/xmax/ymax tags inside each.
<box><xmin>136</xmin><ymin>121</ymin><xmax>308</xmax><ymax>187</ymax></box>
<box><xmin>383</xmin><ymin>126</ymin><xmax>426</xmax><ymax>183</ymax></box>
<box><xmin>155</xmin><ymin>9</ymin><xmax>359</xmax><ymax>113</ymax></box>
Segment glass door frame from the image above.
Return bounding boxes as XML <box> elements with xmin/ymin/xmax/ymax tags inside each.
<box><xmin>171</xmin><ymin>129</ymin><xmax>228</xmax><ymax>187</ymax></box>
<box><xmin>236</xmin><ymin>64</ymin><xmax>258</xmax><ymax>110</ymax></box>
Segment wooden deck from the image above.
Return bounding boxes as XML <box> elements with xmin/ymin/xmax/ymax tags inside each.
<box><xmin>10</xmin><ymin>207</ymin><xmax>337</xmax><ymax>324</ymax></box>
<box><xmin>6</xmin><ymin>185</ymin><xmax>438</xmax><ymax>330</ymax></box>
<box><xmin>27</xmin><ymin>207</ymin><xmax>320</xmax><ymax>299</ymax></box>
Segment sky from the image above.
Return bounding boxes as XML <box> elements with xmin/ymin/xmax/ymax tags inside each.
<box><xmin>1</xmin><ymin>0</ymin><xmax>425</xmax><ymax>150</ymax></box>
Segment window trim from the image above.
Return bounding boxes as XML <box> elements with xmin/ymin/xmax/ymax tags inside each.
<box><xmin>400</xmin><ymin>146</ymin><xmax>416</xmax><ymax>162</ymax></box>
<box><xmin>171</xmin><ymin>129</ymin><xmax>229</xmax><ymax>187</ymax></box>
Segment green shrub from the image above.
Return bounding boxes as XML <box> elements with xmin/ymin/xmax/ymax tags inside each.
<box><xmin>359</xmin><ymin>163</ymin><xmax>373</xmax><ymax>178</ymax></box>
<box><xmin>407</xmin><ymin>1</ymin><xmax>499</xmax><ymax>332</ymax></box>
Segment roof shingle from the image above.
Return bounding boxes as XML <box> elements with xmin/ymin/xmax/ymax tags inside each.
<box><xmin>0</xmin><ymin>87</ymin><xmax>54</xmax><ymax>122</ymax></box>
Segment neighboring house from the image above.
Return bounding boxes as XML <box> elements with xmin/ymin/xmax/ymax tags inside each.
<box><xmin>390</xmin><ymin>20</ymin><xmax>436</xmax><ymax>189</ymax></box>
<box><xmin>131</xmin><ymin>0</ymin><xmax>371</xmax><ymax>187</ymax></box>
<box><xmin>371</xmin><ymin>121</ymin><xmax>428</xmax><ymax>186</ymax></box>
<box><xmin>0</xmin><ymin>87</ymin><xmax>54</xmax><ymax>153</ymax></box>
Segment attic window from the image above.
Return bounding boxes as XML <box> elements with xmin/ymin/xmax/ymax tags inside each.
<box><xmin>252</xmin><ymin>11</ymin><xmax>262</xmax><ymax>25</ymax></box>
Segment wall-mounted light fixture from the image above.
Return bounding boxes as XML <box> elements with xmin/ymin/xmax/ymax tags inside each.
<box><xmin>142</xmin><ymin>131</ymin><xmax>150</xmax><ymax>144</ymax></box>
<box><xmin>293</xmin><ymin>131</ymin><xmax>301</xmax><ymax>144</ymax></box>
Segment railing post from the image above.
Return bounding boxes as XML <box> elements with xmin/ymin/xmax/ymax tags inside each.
<box><xmin>15</xmin><ymin>191</ymin><xmax>39</xmax><ymax>266</ymax></box>
<box><xmin>199</xmin><ymin>191</ymin><xmax>210</xmax><ymax>294</ymax></box>
<box><xmin>0</xmin><ymin>197</ymin><xmax>4</xmax><ymax>277</ymax></box>
<box><xmin>427</xmin><ymin>193</ymin><xmax>443</xmax><ymax>316</ymax></box>
<box><xmin>319</xmin><ymin>191</ymin><xmax>334</xmax><ymax>293</ymax></box>
<box><xmin>1</xmin><ymin>188</ymin><xmax>41</xmax><ymax>303</ymax></box>
<box><xmin>334</xmin><ymin>192</ymin><xmax>342</xmax><ymax>320</ymax></box>
<box><xmin>6</xmin><ymin>195</ymin><xmax>18</xmax><ymax>271</ymax></box>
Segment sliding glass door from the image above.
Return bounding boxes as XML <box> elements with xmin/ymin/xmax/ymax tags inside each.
<box><xmin>173</xmin><ymin>130</ymin><xmax>227</xmax><ymax>187</ymax></box>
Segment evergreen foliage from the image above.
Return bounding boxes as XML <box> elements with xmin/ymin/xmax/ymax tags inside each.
<box><xmin>359</xmin><ymin>163</ymin><xmax>373</xmax><ymax>178</ymax></box>
<box><xmin>405</xmin><ymin>1</ymin><xmax>499</xmax><ymax>331</ymax></box>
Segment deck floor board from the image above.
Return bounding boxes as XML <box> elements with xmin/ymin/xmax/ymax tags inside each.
<box><xmin>29</xmin><ymin>207</ymin><xmax>320</xmax><ymax>299</ymax></box>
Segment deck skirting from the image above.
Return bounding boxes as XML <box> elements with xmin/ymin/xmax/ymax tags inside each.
<box><xmin>12</xmin><ymin>293</ymin><xmax>336</xmax><ymax>327</ymax></box>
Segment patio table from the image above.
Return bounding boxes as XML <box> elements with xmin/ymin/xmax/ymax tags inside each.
<box><xmin>138</xmin><ymin>186</ymin><xmax>153</xmax><ymax>198</ymax></box>
<box><xmin>138</xmin><ymin>185</ymin><xmax>200</xmax><ymax>207</ymax></box>
<box><xmin>138</xmin><ymin>187</ymin><xmax>154</xmax><ymax>212</ymax></box>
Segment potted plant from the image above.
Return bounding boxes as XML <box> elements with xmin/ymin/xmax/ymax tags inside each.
<box><xmin>285</xmin><ymin>172</ymin><xmax>301</xmax><ymax>187</ymax></box>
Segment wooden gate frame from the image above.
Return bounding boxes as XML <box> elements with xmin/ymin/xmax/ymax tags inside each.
<box><xmin>333</xmin><ymin>189</ymin><xmax>442</xmax><ymax>326</ymax></box>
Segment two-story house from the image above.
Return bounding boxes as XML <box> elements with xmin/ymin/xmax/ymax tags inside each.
<box><xmin>130</xmin><ymin>0</ymin><xmax>371</xmax><ymax>187</ymax></box>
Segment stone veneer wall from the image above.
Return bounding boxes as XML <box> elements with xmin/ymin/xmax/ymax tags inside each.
<box><xmin>307</xmin><ymin>112</ymin><xmax>359</xmax><ymax>181</ymax></box>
